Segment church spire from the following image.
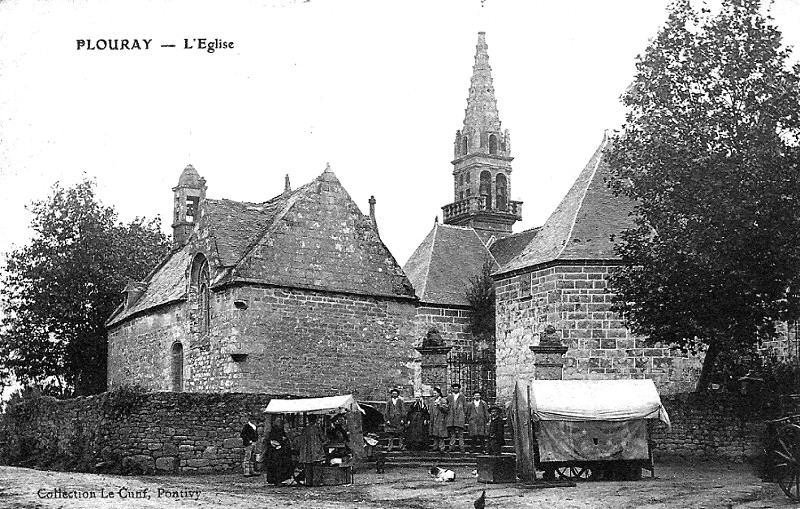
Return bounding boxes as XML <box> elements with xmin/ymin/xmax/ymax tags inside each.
<box><xmin>443</xmin><ymin>32</ymin><xmax>521</xmax><ymax>243</ymax></box>
<box><xmin>463</xmin><ymin>32</ymin><xmax>501</xmax><ymax>133</ymax></box>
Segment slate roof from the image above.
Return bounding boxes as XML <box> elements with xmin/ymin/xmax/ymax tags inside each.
<box><xmin>107</xmin><ymin>247</ymin><xmax>193</xmax><ymax>327</ymax></box>
<box><xmin>204</xmin><ymin>197</ymin><xmax>286</xmax><ymax>267</ymax></box>
<box><xmin>489</xmin><ymin>227</ymin><xmax>540</xmax><ymax>267</ymax></box>
<box><xmin>496</xmin><ymin>135</ymin><xmax>635</xmax><ymax>276</ymax></box>
<box><xmin>403</xmin><ymin>223</ymin><xmax>497</xmax><ymax>307</ymax></box>
<box><xmin>107</xmin><ymin>169</ymin><xmax>415</xmax><ymax>327</ymax></box>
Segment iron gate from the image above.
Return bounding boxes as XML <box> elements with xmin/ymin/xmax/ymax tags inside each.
<box><xmin>447</xmin><ymin>349</ymin><xmax>496</xmax><ymax>403</ymax></box>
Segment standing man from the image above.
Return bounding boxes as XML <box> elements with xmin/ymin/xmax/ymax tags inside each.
<box><xmin>445</xmin><ymin>383</ymin><xmax>466</xmax><ymax>453</ymax></box>
<box><xmin>465</xmin><ymin>390</ymin><xmax>490</xmax><ymax>454</ymax></box>
<box><xmin>384</xmin><ymin>388</ymin><xmax>406</xmax><ymax>452</ymax></box>
<box><xmin>240</xmin><ymin>413</ymin><xmax>259</xmax><ymax>477</ymax></box>
<box><xmin>487</xmin><ymin>406</ymin><xmax>505</xmax><ymax>456</ymax></box>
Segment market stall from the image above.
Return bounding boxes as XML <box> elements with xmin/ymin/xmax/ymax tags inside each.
<box><xmin>263</xmin><ymin>395</ymin><xmax>364</xmax><ymax>486</ymax></box>
<box><xmin>511</xmin><ymin>379</ymin><xmax>671</xmax><ymax>482</ymax></box>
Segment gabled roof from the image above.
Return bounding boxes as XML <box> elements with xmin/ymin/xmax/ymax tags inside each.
<box><xmin>204</xmin><ymin>197</ymin><xmax>287</xmax><ymax>267</ymax></box>
<box><xmin>107</xmin><ymin>169</ymin><xmax>415</xmax><ymax>328</ymax></box>
<box><xmin>403</xmin><ymin>222</ymin><xmax>497</xmax><ymax>306</ymax></box>
<box><xmin>489</xmin><ymin>227</ymin><xmax>540</xmax><ymax>267</ymax></box>
<box><xmin>496</xmin><ymin>135</ymin><xmax>635</xmax><ymax>276</ymax></box>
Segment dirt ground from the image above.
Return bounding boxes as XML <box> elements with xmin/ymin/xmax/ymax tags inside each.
<box><xmin>0</xmin><ymin>460</ymin><xmax>795</xmax><ymax>509</ymax></box>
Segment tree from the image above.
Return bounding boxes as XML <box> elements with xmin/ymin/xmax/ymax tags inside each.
<box><xmin>466</xmin><ymin>258</ymin><xmax>497</xmax><ymax>349</ymax></box>
<box><xmin>0</xmin><ymin>179</ymin><xmax>170</xmax><ymax>396</ymax></box>
<box><xmin>607</xmin><ymin>0</ymin><xmax>800</xmax><ymax>391</ymax></box>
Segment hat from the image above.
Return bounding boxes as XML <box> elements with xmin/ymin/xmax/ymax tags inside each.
<box><xmin>490</xmin><ymin>405</ymin><xmax>501</xmax><ymax>413</ymax></box>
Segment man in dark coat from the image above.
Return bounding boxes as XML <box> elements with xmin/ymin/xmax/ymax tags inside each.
<box><xmin>487</xmin><ymin>406</ymin><xmax>505</xmax><ymax>455</ymax></box>
<box><xmin>384</xmin><ymin>388</ymin><xmax>406</xmax><ymax>452</ymax></box>
<box><xmin>465</xmin><ymin>390</ymin><xmax>490</xmax><ymax>454</ymax></box>
<box><xmin>445</xmin><ymin>383</ymin><xmax>466</xmax><ymax>452</ymax></box>
<box><xmin>240</xmin><ymin>414</ymin><xmax>259</xmax><ymax>476</ymax></box>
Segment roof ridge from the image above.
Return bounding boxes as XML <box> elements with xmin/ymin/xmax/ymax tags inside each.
<box><xmin>469</xmin><ymin>227</ymin><xmax>499</xmax><ymax>269</ymax></box>
<box><xmin>228</xmin><ymin>177</ymin><xmax>319</xmax><ymax>273</ymax></box>
<box><xmin>554</xmin><ymin>136</ymin><xmax>609</xmax><ymax>260</ymax></box>
<box><xmin>417</xmin><ymin>223</ymin><xmax>439</xmax><ymax>300</ymax></box>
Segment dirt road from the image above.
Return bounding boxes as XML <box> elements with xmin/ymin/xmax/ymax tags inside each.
<box><xmin>0</xmin><ymin>460</ymin><xmax>793</xmax><ymax>508</ymax></box>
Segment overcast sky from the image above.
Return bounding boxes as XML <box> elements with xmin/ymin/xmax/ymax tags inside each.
<box><xmin>1</xmin><ymin>0</ymin><xmax>800</xmax><ymax>267</ymax></box>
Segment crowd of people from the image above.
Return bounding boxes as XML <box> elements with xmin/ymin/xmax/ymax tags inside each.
<box><xmin>384</xmin><ymin>382</ymin><xmax>505</xmax><ymax>455</ymax></box>
<box><xmin>238</xmin><ymin>384</ymin><xmax>506</xmax><ymax>482</ymax></box>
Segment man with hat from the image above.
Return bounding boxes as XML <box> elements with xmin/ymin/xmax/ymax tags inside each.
<box><xmin>465</xmin><ymin>390</ymin><xmax>490</xmax><ymax>454</ymax></box>
<box><xmin>445</xmin><ymin>383</ymin><xmax>466</xmax><ymax>453</ymax></box>
<box><xmin>384</xmin><ymin>388</ymin><xmax>406</xmax><ymax>452</ymax></box>
<box><xmin>487</xmin><ymin>405</ymin><xmax>505</xmax><ymax>455</ymax></box>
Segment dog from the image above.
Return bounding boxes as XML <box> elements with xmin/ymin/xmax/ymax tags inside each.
<box><xmin>429</xmin><ymin>466</ymin><xmax>455</xmax><ymax>482</ymax></box>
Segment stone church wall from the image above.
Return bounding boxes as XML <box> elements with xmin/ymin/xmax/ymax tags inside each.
<box><xmin>108</xmin><ymin>285</ymin><xmax>417</xmax><ymax>401</ymax></box>
<box><xmin>495</xmin><ymin>263</ymin><xmax>703</xmax><ymax>402</ymax></box>
<box><xmin>412</xmin><ymin>304</ymin><xmax>473</xmax><ymax>353</ymax></box>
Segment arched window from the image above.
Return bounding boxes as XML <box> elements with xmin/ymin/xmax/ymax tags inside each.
<box><xmin>191</xmin><ymin>254</ymin><xmax>211</xmax><ymax>334</ymax></box>
<box><xmin>171</xmin><ymin>342</ymin><xmax>184</xmax><ymax>392</ymax></box>
<box><xmin>496</xmin><ymin>174</ymin><xmax>508</xmax><ymax>211</ymax></box>
<box><xmin>462</xmin><ymin>136</ymin><xmax>468</xmax><ymax>155</ymax></box>
<box><xmin>489</xmin><ymin>134</ymin><xmax>498</xmax><ymax>155</ymax></box>
<box><xmin>479</xmin><ymin>171</ymin><xmax>492</xmax><ymax>210</ymax></box>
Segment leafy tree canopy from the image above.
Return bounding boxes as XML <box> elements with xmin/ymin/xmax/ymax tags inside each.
<box><xmin>607</xmin><ymin>0</ymin><xmax>800</xmax><ymax>391</ymax></box>
<box><xmin>466</xmin><ymin>258</ymin><xmax>497</xmax><ymax>347</ymax></box>
<box><xmin>0</xmin><ymin>179</ymin><xmax>170</xmax><ymax>396</ymax></box>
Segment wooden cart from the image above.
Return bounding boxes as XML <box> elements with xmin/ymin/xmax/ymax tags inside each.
<box><xmin>766</xmin><ymin>413</ymin><xmax>800</xmax><ymax>500</ymax></box>
<box><xmin>511</xmin><ymin>379</ymin><xmax>670</xmax><ymax>483</ymax></box>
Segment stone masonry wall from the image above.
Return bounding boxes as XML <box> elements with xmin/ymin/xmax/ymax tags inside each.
<box><xmin>495</xmin><ymin>263</ymin><xmax>703</xmax><ymax>402</ymax></box>
<box><xmin>651</xmin><ymin>393</ymin><xmax>770</xmax><ymax>461</ymax></box>
<box><xmin>413</xmin><ymin>304</ymin><xmax>473</xmax><ymax>353</ymax></box>
<box><xmin>0</xmin><ymin>392</ymin><xmax>273</xmax><ymax>474</ymax></box>
<box><xmin>109</xmin><ymin>284</ymin><xmax>418</xmax><ymax>401</ymax></box>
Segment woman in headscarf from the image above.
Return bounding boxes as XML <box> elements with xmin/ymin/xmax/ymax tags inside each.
<box><xmin>404</xmin><ymin>399</ymin><xmax>430</xmax><ymax>451</ymax></box>
<box><xmin>265</xmin><ymin>416</ymin><xmax>295</xmax><ymax>484</ymax></box>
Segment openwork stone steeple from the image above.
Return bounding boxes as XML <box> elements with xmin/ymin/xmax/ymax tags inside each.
<box><xmin>443</xmin><ymin>32</ymin><xmax>521</xmax><ymax>243</ymax></box>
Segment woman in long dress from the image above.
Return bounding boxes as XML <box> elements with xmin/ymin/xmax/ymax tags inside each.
<box><xmin>428</xmin><ymin>387</ymin><xmax>449</xmax><ymax>452</ymax></box>
<box><xmin>265</xmin><ymin>417</ymin><xmax>295</xmax><ymax>484</ymax></box>
<box><xmin>404</xmin><ymin>399</ymin><xmax>430</xmax><ymax>451</ymax></box>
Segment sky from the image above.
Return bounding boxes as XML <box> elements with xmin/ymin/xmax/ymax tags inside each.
<box><xmin>1</xmin><ymin>0</ymin><xmax>800</xmax><ymax>268</ymax></box>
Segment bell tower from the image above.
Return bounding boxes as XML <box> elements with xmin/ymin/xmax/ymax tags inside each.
<box><xmin>442</xmin><ymin>32</ymin><xmax>522</xmax><ymax>242</ymax></box>
<box><xmin>172</xmin><ymin>164</ymin><xmax>206</xmax><ymax>249</ymax></box>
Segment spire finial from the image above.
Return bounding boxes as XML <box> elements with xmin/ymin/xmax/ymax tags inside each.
<box><xmin>435</xmin><ymin>215</ymin><xmax>439</xmax><ymax>223</ymax></box>
<box><xmin>463</xmin><ymin>31</ymin><xmax>501</xmax><ymax>132</ymax></box>
<box><xmin>324</xmin><ymin>162</ymin><xmax>331</xmax><ymax>173</ymax></box>
<box><xmin>284</xmin><ymin>174</ymin><xmax>291</xmax><ymax>193</ymax></box>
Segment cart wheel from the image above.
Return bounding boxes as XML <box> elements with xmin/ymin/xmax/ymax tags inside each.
<box><xmin>773</xmin><ymin>423</ymin><xmax>800</xmax><ymax>500</ymax></box>
<box><xmin>555</xmin><ymin>466</ymin><xmax>592</xmax><ymax>481</ymax></box>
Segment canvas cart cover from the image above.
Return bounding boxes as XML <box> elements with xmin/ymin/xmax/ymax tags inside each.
<box><xmin>264</xmin><ymin>395</ymin><xmax>365</xmax><ymax>460</ymax></box>
<box><xmin>263</xmin><ymin>395</ymin><xmax>364</xmax><ymax>415</ymax></box>
<box><xmin>511</xmin><ymin>380</ymin><xmax>670</xmax><ymax>476</ymax></box>
<box><xmin>527</xmin><ymin>379</ymin><xmax>670</xmax><ymax>425</ymax></box>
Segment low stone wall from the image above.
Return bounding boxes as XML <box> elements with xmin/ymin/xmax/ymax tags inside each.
<box><xmin>0</xmin><ymin>390</ymin><xmax>274</xmax><ymax>474</ymax></box>
<box><xmin>651</xmin><ymin>392</ymin><xmax>774</xmax><ymax>462</ymax></box>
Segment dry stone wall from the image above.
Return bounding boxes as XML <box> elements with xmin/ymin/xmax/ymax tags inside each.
<box><xmin>0</xmin><ymin>392</ymin><xmax>273</xmax><ymax>474</ymax></box>
<box><xmin>651</xmin><ymin>393</ymin><xmax>772</xmax><ymax>461</ymax></box>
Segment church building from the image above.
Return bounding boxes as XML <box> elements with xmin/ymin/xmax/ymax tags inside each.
<box><xmin>106</xmin><ymin>165</ymin><xmax>418</xmax><ymax>400</ymax></box>
<box><xmin>404</xmin><ymin>32</ymin><xmax>703</xmax><ymax>402</ymax></box>
<box><xmin>108</xmin><ymin>32</ymin><xmax>707</xmax><ymax>403</ymax></box>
